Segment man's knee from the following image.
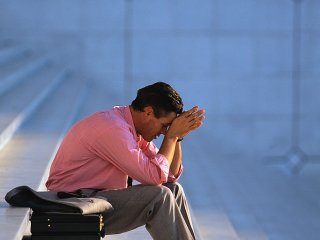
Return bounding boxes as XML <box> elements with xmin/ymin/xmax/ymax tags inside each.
<box><xmin>158</xmin><ymin>184</ymin><xmax>175</xmax><ymax>199</ymax></box>
<box><xmin>144</xmin><ymin>185</ymin><xmax>175</xmax><ymax>218</ymax></box>
<box><xmin>138</xmin><ymin>184</ymin><xmax>175</xmax><ymax>204</ymax></box>
<box><xmin>163</xmin><ymin>182</ymin><xmax>185</xmax><ymax>198</ymax></box>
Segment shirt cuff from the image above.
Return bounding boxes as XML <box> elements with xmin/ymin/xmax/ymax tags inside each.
<box><xmin>168</xmin><ymin>164</ymin><xmax>184</xmax><ymax>182</ymax></box>
<box><xmin>150</xmin><ymin>153</ymin><xmax>170</xmax><ymax>183</ymax></box>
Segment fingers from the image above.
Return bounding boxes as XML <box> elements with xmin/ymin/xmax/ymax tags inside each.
<box><xmin>188</xmin><ymin>110</ymin><xmax>205</xmax><ymax>121</ymax></box>
<box><xmin>184</xmin><ymin>107</ymin><xmax>205</xmax><ymax>124</ymax></box>
<box><xmin>169</xmin><ymin>106</ymin><xmax>205</xmax><ymax>138</ymax></box>
<box><xmin>177</xmin><ymin>106</ymin><xmax>205</xmax><ymax>133</ymax></box>
<box><xmin>182</xmin><ymin>106</ymin><xmax>199</xmax><ymax>116</ymax></box>
<box><xmin>190</xmin><ymin>114</ymin><xmax>205</xmax><ymax>129</ymax></box>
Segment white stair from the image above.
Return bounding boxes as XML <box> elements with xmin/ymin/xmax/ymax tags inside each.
<box><xmin>0</xmin><ymin>53</ymin><xmax>49</xmax><ymax>96</ymax></box>
<box><xmin>0</xmin><ymin>64</ymin><xmax>69</xmax><ymax>150</ymax></box>
<box><xmin>0</xmin><ymin>42</ymin><xmax>87</xmax><ymax>240</ymax></box>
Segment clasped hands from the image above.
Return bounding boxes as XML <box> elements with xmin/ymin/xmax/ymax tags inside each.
<box><xmin>167</xmin><ymin>106</ymin><xmax>205</xmax><ymax>140</ymax></box>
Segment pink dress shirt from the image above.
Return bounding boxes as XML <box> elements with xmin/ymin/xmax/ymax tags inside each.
<box><xmin>46</xmin><ymin>106</ymin><xmax>182</xmax><ymax>192</ymax></box>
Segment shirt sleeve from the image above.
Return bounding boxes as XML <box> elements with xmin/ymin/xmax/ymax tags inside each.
<box><xmin>90</xmin><ymin>124</ymin><xmax>170</xmax><ymax>185</ymax></box>
<box><xmin>140</xmin><ymin>139</ymin><xmax>184</xmax><ymax>182</ymax></box>
<box><xmin>168</xmin><ymin>164</ymin><xmax>183</xmax><ymax>182</ymax></box>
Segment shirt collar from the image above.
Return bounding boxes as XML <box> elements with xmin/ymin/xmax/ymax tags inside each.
<box><xmin>123</xmin><ymin>106</ymin><xmax>140</xmax><ymax>142</ymax></box>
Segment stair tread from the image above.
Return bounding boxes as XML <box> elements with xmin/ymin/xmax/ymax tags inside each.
<box><xmin>0</xmin><ymin>75</ymin><xmax>86</xmax><ymax>193</ymax></box>
<box><xmin>0</xmin><ymin>65</ymin><xmax>70</xmax><ymax>151</ymax></box>
<box><xmin>0</xmin><ymin>64</ymin><xmax>67</xmax><ymax>132</ymax></box>
<box><xmin>0</xmin><ymin>74</ymin><xmax>86</xmax><ymax>240</ymax></box>
<box><xmin>0</xmin><ymin>54</ymin><xmax>49</xmax><ymax>97</ymax></box>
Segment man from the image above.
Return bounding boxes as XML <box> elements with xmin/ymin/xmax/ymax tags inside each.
<box><xmin>46</xmin><ymin>82</ymin><xmax>205</xmax><ymax>240</ymax></box>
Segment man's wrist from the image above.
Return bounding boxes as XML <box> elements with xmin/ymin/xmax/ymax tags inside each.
<box><xmin>164</xmin><ymin>134</ymin><xmax>179</xmax><ymax>143</ymax></box>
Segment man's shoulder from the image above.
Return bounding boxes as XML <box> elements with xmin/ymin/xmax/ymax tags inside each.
<box><xmin>103</xmin><ymin>107</ymin><xmax>130</xmax><ymax>127</ymax></box>
<box><xmin>71</xmin><ymin>106</ymin><xmax>133</xmax><ymax>137</ymax></box>
<box><xmin>95</xmin><ymin>107</ymin><xmax>134</xmax><ymax>135</ymax></box>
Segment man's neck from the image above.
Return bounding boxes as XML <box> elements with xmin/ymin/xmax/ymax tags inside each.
<box><xmin>129</xmin><ymin>105</ymin><xmax>142</xmax><ymax>136</ymax></box>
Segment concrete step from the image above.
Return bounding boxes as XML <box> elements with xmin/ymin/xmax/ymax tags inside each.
<box><xmin>180</xmin><ymin>137</ymin><xmax>241</xmax><ymax>240</ymax></box>
<box><xmin>0</xmin><ymin>74</ymin><xmax>87</xmax><ymax>240</ymax></box>
<box><xmin>107</xmin><ymin>227</ymin><xmax>152</xmax><ymax>240</ymax></box>
<box><xmin>0</xmin><ymin>53</ymin><xmax>49</xmax><ymax>97</ymax></box>
<box><xmin>0</xmin><ymin>64</ymin><xmax>69</xmax><ymax>150</ymax></box>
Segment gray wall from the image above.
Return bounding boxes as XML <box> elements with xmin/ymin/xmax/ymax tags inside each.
<box><xmin>0</xmin><ymin>0</ymin><xmax>319</xmax><ymax>158</ymax></box>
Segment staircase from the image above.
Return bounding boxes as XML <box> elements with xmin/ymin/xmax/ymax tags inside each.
<box><xmin>0</xmin><ymin>38</ymin><xmax>88</xmax><ymax>239</ymax></box>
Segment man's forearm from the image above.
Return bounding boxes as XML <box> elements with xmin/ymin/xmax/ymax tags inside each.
<box><xmin>158</xmin><ymin>135</ymin><xmax>178</xmax><ymax>165</ymax></box>
<box><xmin>158</xmin><ymin>136</ymin><xmax>182</xmax><ymax>178</ymax></box>
<box><xmin>159</xmin><ymin>106</ymin><xmax>205</xmax><ymax>178</ymax></box>
<box><xmin>170</xmin><ymin>142</ymin><xmax>182</xmax><ymax>177</ymax></box>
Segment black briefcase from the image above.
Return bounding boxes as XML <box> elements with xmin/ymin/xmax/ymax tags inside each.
<box><xmin>30</xmin><ymin>212</ymin><xmax>105</xmax><ymax>239</ymax></box>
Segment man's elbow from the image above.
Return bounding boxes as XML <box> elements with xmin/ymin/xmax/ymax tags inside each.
<box><xmin>140</xmin><ymin>173</ymin><xmax>168</xmax><ymax>186</ymax></box>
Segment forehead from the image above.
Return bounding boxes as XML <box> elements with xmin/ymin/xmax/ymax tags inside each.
<box><xmin>158</xmin><ymin>112</ymin><xmax>177</xmax><ymax>124</ymax></box>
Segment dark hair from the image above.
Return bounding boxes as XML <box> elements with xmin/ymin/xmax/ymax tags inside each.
<box><xmin>131</xmin><ymin>82</ymin><xmax>183</xmax><ymax>118</ymax></box>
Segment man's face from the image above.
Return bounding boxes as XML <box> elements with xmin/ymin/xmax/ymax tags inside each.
<box><xmin>141</xmin><ymin>110</ymin><xmax>177</xmax><ymax>142</ymax></box>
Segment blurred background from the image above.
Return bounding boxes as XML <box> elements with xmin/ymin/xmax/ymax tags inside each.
<box><xmin>0</xmin><ymin>0</ymin><xmax>320</xmax><ymax>239</ymax></box>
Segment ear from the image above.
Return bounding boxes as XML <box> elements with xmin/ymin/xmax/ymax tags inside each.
<box><xmin>143</xmin><ymin>106</ymin><xmax>154</xmax><ymax>118</ymax></box>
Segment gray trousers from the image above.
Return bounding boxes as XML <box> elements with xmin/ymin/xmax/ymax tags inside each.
<box><xmin>94</xmin><ymin>182</ymin><xmax>195</xmax><ymax>240</ymax></box>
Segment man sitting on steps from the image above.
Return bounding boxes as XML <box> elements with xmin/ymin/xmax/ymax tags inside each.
<box><xmin>46</xmin><ymin>82</ymin><xmax>205</xmax><ymax>240</ymax></box>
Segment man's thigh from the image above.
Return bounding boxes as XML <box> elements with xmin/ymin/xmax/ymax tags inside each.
<box><xmin>94</xmin><ymin>184</ymin><xmax>172</xmax><ymax>234</ymax></box>
<box><xmin>95</xmin><ymin>185</ymin><xmax>164</xmax><ymax>209</ymax></box>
